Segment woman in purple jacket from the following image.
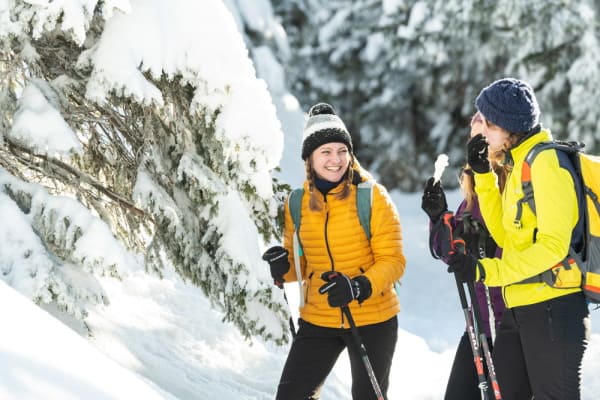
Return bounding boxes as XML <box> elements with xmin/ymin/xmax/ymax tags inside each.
<box><xmin>421</xmin><ymin>116</ymin><xmax>508</xmax><ymax>400</ymax></box>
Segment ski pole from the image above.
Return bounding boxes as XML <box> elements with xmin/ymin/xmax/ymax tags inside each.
<box><xmin>484</xmin><ymin>285</ymin><xmax>496</xmax><ymax>342</ymax></box>
<box><xmin>341</xmin><ymin>305</ymin><xmax>385</xmax><ymax>400</ymax></box>
<box><xmin>454</xmin><ymin>270</ymin><xmax>490</xmax><ymax>400</ymax></box>
<box><xmin>453</xmin><ymin>240</ymin><xmax>502</xmax><ymax>400</ymax></box>
<box><xmin>466</xmin><ymin>279</ymin><xmax>502</xmax><ymax>400</ymax></box>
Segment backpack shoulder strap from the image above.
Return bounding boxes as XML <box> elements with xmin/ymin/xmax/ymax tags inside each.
<box><xmin>288</xmin><ymin>188</ymin><xmax>304</xmax><ymax>233</ymax></box>
<box><xmin>517</xmin><ymin>141</ymin><xmax>583</xmax><ymax>222</ymax></box>
<box><xmin>357</xmin><ymin>181</ymin><xmax>374</xmax><ymax>241</ymax></box>
<box><xmin>515</xmin><ymin>142</ymin><xmax>559</xmax><ymax>226</ymax></box>
<box><xmin>288</xmin><ymin>188</ymin><xmax>306</xmax><ymax>306</ymax></box>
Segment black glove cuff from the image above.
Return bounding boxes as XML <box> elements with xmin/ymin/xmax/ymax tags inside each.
<box><xmin>262</xmin><ymin>246</ymin><xmax>289</xmax><ymax>264</ymax></box>
<box><xmin>430</xmin><ymin>208</ymin><xmax>448</xmax><ymax>222</ymax></box>
<box><xmin>471</xmin><ymin>162</ymin><xmax>491</xmax><ymax>174</ymax></box>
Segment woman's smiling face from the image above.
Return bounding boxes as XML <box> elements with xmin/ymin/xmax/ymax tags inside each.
<box><xmin>310</xmin><ymin>142</ymin><xmax>351</xmax><ymax>182</ymax></box>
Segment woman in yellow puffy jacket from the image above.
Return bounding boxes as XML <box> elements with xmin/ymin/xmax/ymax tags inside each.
<box><xmin>262</xmin><ymin>103</ymin><xmax>405</xmax><ymax>400</ymax></box>
<box><xmin>448</xmin><ymin>78</ymin><xmax>589</xmax><ymax>399</ymax></box>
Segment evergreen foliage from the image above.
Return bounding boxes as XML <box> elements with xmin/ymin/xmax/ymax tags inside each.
<box><xmin>275</xmin><ymin>0</ymin><xmax>600</xmax><ymax>190</ymax></box>
<box><xmin>0</xmin><ymin>2</ymin><xmax>289</xmax><ymax>344</ymax></box>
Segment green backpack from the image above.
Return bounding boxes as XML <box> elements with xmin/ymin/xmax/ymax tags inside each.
<box><xmin>288</xmin><ymin>181</ymin><xmax>401</xmax><ymax>301</ymax></box>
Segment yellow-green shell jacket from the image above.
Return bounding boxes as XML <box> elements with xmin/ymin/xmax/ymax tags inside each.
<box><xmin>282</xmin><ymin>174</ymin><xmax>406</xmax><ymax>328</ymax></box>
<box><xmin>474</xmin><ymin>129</ymin><xmax>582</xmax><ymax>308</ymax></box>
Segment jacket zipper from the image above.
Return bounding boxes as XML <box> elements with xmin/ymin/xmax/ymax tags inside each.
<box><xmin>322</xmin><ymin>194</ymin><xmax>344</xmax><ymax>326</ymax></box>
<box><xmin>324</xmin><ymin>197</ymin><xmax>334</xmax><ymax>271</ymax></box>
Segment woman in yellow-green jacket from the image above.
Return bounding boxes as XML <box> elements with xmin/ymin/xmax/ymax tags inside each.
<box><xmin>262</xmin><ymin>103</ymin><xmax>405</xmax><ymax>400</ymax></box>
<box><xmin>448</xmin><ymin>78</ymin><xmax>589</xmax><ymax>399</ymax></box>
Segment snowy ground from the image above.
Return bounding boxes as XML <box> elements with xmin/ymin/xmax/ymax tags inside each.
<box><xmin>2</xmin><ymin>188</ymin><xmax>600</xmax><ymax>399</ymax></box>
<box><xmin>2</xmin><ymin>1</ymin><xmax>599</xmax><ymax>399</ymax></box>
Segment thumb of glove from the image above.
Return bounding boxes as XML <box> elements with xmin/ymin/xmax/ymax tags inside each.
<box><xmin>318</xmin><ymin>271</ymin><xmax>342</xmax><ymax>293</ymax></box>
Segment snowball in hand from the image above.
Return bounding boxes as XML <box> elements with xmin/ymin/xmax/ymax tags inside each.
<box><xmin>433</xmin><ymin>154</ymin><xmax>449</xmax><ymax>184</ymax></box>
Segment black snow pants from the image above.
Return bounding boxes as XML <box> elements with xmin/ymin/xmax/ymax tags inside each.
<box><xmin>492</xmin><ymin>292</ymin><xmax>589</xmax><ymax>400</ymax></box>
<box><xmin>275</xmin><ymin>316</ymin><xmax>397</xmax><ymax>400</ymax></box>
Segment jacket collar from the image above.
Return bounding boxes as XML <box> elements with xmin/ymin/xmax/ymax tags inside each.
<box><xmin>314</xmin><ymin>176</ymin><xmax>343</xmax><ymax>195</ymax></box>
<box><xmin>506</xmin><ymin>128</ymin><xmax>554</xmax><ymax>165</ymax></box>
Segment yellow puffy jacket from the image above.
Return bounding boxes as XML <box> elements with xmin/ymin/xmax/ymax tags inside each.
<box><xmin>474</xmin><ymin>129</ymin><xmax>582</xmax><ymax>308</ymax></box>
<box><xmin>282</xmin><ymin>173</ymin><xmax>406</xmax><ymax>328</ymax></box>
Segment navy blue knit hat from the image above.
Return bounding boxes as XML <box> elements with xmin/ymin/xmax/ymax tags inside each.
<box><xmin>301</xmin><ymin>103</ymin><xmax>353</xmax><ymax>160</ymax></box>
<box><xmin>475</xmin><ymin>78</ymin><xmax>540</xmax><ymax>134</ymax></box>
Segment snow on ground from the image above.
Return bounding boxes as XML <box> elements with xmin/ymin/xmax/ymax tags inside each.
<box><xmin>2</xmin><ymin>188</ymin><xmax>600</xmax><ymax>399</ymax></box>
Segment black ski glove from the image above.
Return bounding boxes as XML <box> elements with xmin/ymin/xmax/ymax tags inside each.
<box><xmin>421</xmin><ymin>177</ymin><xmax>448</xmax><ymax>221</ymax></box>
<box><xmin>318</xmin><ymin>271</ymin><xmax>372</xmax><ymax>307</ymax></box>
<box><xmin>447</xmin><ymin>252</ymin><xmax>485</xmax><ymax>283</ymax></box>
<box><xmin>467</xmin><ymin>134</ymin><xmax>491</xmax><ymax>173</ymax></box>
<box><xmin>262</xmin><ymin>246</ymin><xmax>290</xmax><ymax>288</ymax></box>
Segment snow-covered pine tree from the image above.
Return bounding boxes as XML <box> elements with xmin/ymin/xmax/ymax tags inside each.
<box><xmin>0</xmin><ymin>0</ymin><xmax>289</xmax><ymax>343</ymax></box>
<box><xmin>276</xmin><ymin>0</ymin><xmax>600</xmax><ymax>190</ymax></box>
<box><xmin>273</xmin><ymin>0</ymin><xmax>388</xmax><ymax>155</ymax></box>
<box><xmin>225</xmin><ymin>0</ymin><xmax>307</xmax><ymax>189</ymax></box>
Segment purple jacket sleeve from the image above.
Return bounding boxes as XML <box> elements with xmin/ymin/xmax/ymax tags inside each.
<box><xmin>433</xmin><ymin>197</ymin><xmax>506</xmax><ymax>339</ymax></box>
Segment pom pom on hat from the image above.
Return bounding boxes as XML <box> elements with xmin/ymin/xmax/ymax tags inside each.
<box><xmin>301</xmin><ymin>103</ymin><xmax>353</xmax><ymax>160</ymax></box>
<box><xmin>475</xmin><ymin>78</ymin><xmax>540</xmax><ymax>134</ymax></box>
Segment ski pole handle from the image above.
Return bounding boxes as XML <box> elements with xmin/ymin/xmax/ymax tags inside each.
<box><xmin>439</xmin><ymin>212</ymin><xmax>455</xmax><ymax>258</ymax></box>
